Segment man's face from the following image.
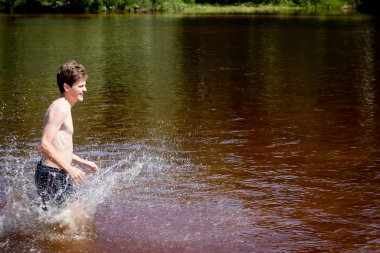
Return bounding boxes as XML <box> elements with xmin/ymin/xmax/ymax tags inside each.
<box><xmin>66</xmin><ymin>79</ymin><xmax>87</xmax><ymax>103</ymax></box>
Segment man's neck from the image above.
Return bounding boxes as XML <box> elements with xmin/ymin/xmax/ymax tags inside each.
<box><xmin>61</xmin><ymin>94</ymin><xmax>76</xmax><ymax>107</ymax></box>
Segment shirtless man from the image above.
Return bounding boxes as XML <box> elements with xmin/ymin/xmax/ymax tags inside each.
<box><xmin>35</xmin><ymin>60</ymin><xmax>99</xmax><ymax>210</ymax></box>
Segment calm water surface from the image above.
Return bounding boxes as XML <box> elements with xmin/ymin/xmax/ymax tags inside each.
<box><xmin>0</xmin><ymin>13</ymin><xmax>380</xmax><ymax>252</ymax></box>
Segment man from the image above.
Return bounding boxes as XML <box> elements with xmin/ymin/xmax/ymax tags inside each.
<box><xmin>35</xmin><ymin>60</ymin><xmax>99</xmax><ymax>210</ymax></box>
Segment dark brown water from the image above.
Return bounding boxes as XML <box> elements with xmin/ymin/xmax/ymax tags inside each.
<box><xmin>1</xmin><ymin>13</ymin><xmax>380</xmax><ymax>252</ymax></box>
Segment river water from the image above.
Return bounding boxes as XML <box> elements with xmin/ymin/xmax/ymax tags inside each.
<box><xmin>0</xmin><ymin>13</ymin><xmax>379</xmax><ymax>252</ymax></box>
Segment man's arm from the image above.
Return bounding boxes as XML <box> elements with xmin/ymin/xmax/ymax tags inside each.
<box><xmin>40</xmin><ymin>105</ymin><xmax>86</xmax><ymax>185</ymax></box>
<box><xmin>72</xmin><ymin>154</ymin><xmax>99</xmax><ymax>175</ymax></box>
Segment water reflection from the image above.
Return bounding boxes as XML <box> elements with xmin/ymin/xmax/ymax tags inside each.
<box><xmin>0</xmin><ymin>14</ymin><xmax>380</xmax><ymax>252</ymax></box>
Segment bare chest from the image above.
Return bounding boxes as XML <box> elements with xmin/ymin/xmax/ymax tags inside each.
<box><xmin>61</xmin><ymin>113</ymin><xmax>73</xmax><ymax>135</ymax></box>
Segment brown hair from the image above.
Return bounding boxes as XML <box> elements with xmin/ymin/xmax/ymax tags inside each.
<box><xmin>56</xmin><ymin>60</ymin><xmax>87</xmax><ymax>93</ymax></box>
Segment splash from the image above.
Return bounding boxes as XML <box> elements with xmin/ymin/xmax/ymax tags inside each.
<box><xmin>0</xmin><ymin>144</ymin><xmax>162</xmax><ymax>252</ymax></box>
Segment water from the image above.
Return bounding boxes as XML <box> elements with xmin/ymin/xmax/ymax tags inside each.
<box><xmin>1</xmin><ymin>13</ymin><xmax>380</xmax><ymax>252</ymax></box>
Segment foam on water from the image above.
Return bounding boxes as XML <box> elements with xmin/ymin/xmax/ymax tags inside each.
<box><xmin>0</xmin><ymin>141</ymin><xmax>170</xmax><ymax>252</ymax></box>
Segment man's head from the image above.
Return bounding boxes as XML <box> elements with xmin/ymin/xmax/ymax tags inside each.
<box><xmin>57</xmin><ymin>60</ymin><xmax>87</xmax><ymax>94</ymax></box>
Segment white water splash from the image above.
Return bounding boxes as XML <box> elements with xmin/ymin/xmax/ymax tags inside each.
<box><xmin>0</xmin><ymin>145</ymin><xmax>173</xmax><ymax>251</ymax></box>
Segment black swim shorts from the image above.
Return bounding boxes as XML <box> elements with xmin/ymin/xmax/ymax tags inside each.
<box><xmin>35</xmin><ymin>159</ymin><xmax>75</xmax><ymax>210</ymax></box>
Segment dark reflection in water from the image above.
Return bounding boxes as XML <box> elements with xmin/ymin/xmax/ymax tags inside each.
<box><xmin>0</xmin><ymin>14</ymin><xmax>380</xmax><ymax>252</ymax></box>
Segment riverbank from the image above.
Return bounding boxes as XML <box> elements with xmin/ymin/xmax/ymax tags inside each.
<box><xmin>0</xmin><ymin>2</ymin><xmax>360</xmax><ymax>15</ymax></box>
<box><xmin>180</xmin><ymin>4</ymin><xmax>356</xmax><ymax>15</ymax></box>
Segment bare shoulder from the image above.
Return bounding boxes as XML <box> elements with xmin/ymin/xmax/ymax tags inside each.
<box><xmin>45</xmin><ymin>98</ymin><xmax>70</xmax><ymax>121</ymax></box>
<box><xmin>50</xmin><ymin>98</ymin><xmax>70</xmax><ymax>112</ymax></box>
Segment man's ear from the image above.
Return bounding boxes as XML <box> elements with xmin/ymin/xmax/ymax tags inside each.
<box><xmin>63</xmin><ymin>83</ymin><xmax>70</xmax><ymax>92</ymax></box>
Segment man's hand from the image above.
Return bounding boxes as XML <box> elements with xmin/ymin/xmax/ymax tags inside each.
<box><xmin>82</xmin><ymin>161</ymin><xmax>100</xmax><ymax>175</ymax></box>
<box><xmin>67</xmin><ymin>166</ymin><xmax>86</xmax><ymax>185</ymax></box>
<box><xmin>72</xmin><ymin>154</ymin><xmax>100</xmax><ymax>176</ymax></box>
